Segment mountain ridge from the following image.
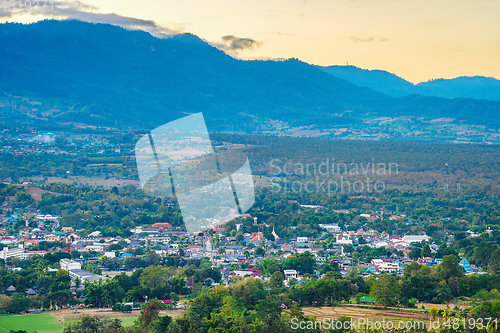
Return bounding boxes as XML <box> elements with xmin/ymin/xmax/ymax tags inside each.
<box><xmin>1</xmin><ymin>20</ymin><xmax>499</xmax><ymax>143</ymax></box>
<box><xmin>319</xmin><ymin>65</ymin><xmax>500</xmax><ymax>101</ymax></box>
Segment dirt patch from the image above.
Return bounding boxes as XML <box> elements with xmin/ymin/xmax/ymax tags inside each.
<box><xmin>50</xmin><ymin>308</ymin><xmax>186</xmax><ymax>323</ymax></box>
<box><xmin>302</xmin><ymin>306</ymin><xmax>430</xmax><ymax>322</ymax></box>
<box><xmin>420</xmin><ymin>302</ymin><xmax>468</xmax><ymax>310</ymax></box>
<box><xmin>25</xmin><ymin>186</ymin><xmax>60</xmax><ymax>201</ymax></box>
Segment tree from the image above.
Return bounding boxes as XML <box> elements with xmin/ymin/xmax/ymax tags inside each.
<box><xmin>268</xmin><ymin>271</ymin><xmax>284</xmax><ymax>289</ymax></box>
<box><xmin>421</xmin><ymin>244</ymin><xmax>431</xmax><ymax>258</ymax></box>
<box><xmin>370</xmin><ymin>274</ymin><xmax>402</xmax><ymax>307</ymax></box>
<box><xmin>139</xmin><ymin>265</ymin><xmax>168</xmax><ymax>297</ymax></box>
<box><xmin>408</xmin><ymin>247</ymin><xmax>421</xmax><ymax>260</ymax></box>
<box><xmin>74</xmin><ymin>276</ymin><xmax>81</xmax><ymax>289</ymax></box>
<box><xmin>254</xmin><ymin>247</ymin><xmax>265</xmax><ymax>256</ymax></box>
<box><xmin>282</xmin><ymin>252</ymin><xmax>316</xmax><ymax>274</ymax></box>
<box><xmin>437</xmin><ymin>255</ymin><xmax>464</xmax><ymax>281</ymax></box>
<box><xmin>63</xmin><ymin>315</ymin><xmax>122</xmax><ymax>333</ymax></box>
<box><xmin>137</xmin><ymin>299</ymin><xmax>164</xmax><ymax>331</ymax></box>
<box><xmin>0</xmin><ymin>295</ymin><xmax>12</xmax><ymax>313</ymax></box>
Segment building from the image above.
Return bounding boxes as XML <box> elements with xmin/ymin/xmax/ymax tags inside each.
<box><xmin>60</xmin><ymin>259</ymin><xmax>82</xmax><ymax>271</ymax></box>
<box><xmin>0</xmin><ymin>246</ymin><xmax>25</xmax><ymax>260</ymax></box>
<box><xmin>152</xmin><ymin>223</ymin><xmax>172</xmax><ymax>230</ymax></box>
<box><xmin>68</xmin><ymin>269</ymin><xmax>103</xmax><ymax>283</ymax></box>
<box><xmin>31</xmin><ymin>228</ymin><xmax>50</xmax><ymax>240</ymax></box>
<box><xmin>360</xmin><ymin>296</ymin><xmax>377</xmax><ymax>305</ymax></box>
<box><xmin>402</xmin><ymin>235</ymin><xmax>429</xmax><ymax>244</ymax></box>
<box><xmin>319</xmin><ymin>224</ymin><xmax>341</xmax><ymax>233</ymax></box>
<box><xmin>284</xmin><ymin>269</ymin><xmax>298</xmax><ymax>280</ymax></box>
<box><xmin>44</xmin><ymin>234</ymin><xmax>61</xmax><ymax>242</ymax></box>
<box><xmin>378</xmin><ymin>262</ymin><xmax>399</xmax><ymax>272</ymax></box>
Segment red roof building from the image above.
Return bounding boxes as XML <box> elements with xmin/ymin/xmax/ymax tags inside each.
<box><xmin>152</xmin><ymin>223</ymin><xmax>172</xmax><ymax>230</ymax></box>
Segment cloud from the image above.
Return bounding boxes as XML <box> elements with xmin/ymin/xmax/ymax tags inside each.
<box><xmin>218</xmin><ymin>35</ymin><xmax>262</xmax><ymax>52</ymax></box>
<box><xmin>351</xmin><ymin>36</ymin><xmax>375</xmax><ymax>43</ymax></box>
<box><xmin>350</xmin><ymin>36</ymin><xmax>392</xmax><ymax>43</ymax></box>
<box><xmin>0</xmin><ymin>1</ymin><xmax>181</xmax><ymax>37</ymax></box>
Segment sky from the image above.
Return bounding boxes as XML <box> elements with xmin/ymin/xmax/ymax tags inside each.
<box><xmin>1</xmin><ymin>0</ymin><xmax>499</xmax><ymax>84</ymax></box>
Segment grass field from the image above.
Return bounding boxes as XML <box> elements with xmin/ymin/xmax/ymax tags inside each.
<box><xmin>0</xmin><ymin>313</ymin><xmax>63</xmax><ymax>333</ymax></box>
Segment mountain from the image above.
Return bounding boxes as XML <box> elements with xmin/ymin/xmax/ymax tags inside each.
<box><xmin>319</xmin><ymin>66</ymin><xmax>414</xmax><ymax>98</ymax></box>
<box><xmin>416</xmin><ymin>76</ymin><xmax>500</xmax><ymax>101</ymax></box>
<box><xmin>319</xmin><ymin>66</ymin><xmax>500</xmax><ymax>101</ymax></box>
<box><xmin>1</xmin><ymin>20</ymin><xmax>500</xmax><ymax>139</ymax></box>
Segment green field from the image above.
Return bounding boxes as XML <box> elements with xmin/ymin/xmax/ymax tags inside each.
<box><xmin>0</xmin><ymin>313</ymin><xmax>63</xmax><ymax>333</ymax></box>
<box><xmin>0</xmin><ymin>313</ymin><xmax>138</xmax><ymax>333</ymax></box>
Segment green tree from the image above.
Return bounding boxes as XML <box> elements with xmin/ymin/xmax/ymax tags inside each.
<box><xmin>437</xmin><ymin>255</ymin><xmax>465</xmax><ymax>281</ymax></box>
<box><xmin>370</xmin><ymin>274</ymin><xmax>402</xmax><ymax>307</ymax></box>
<box><xmin>139</xmin><ymin>266</ymin><xmax>168</xmax><ymax>295</ymax></box>
<box><xmin>421</xmin><ymin>244</ymin><xmax>432</xmax><ymax>258</ymax></box>
<box><xmin>136</xmin><ymin>299</ymin><xmax>164</xmax><ymax>331</ymax></box>
<box><xmin>268</xmin><ymin>271</ymin><xmax>284</xmax><ymax>289</ymax></box>
<box><xmin>63</xmin><ymin>315</ymin><xmax>122</xmax><ymax>333</ymax></box>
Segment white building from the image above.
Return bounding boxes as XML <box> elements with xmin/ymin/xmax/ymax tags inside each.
<box><xmin>378</xmin><ymin>262</ymin><xmax>399</xmax><ymax>273</ymax></box>
<box><xmin>284</xmin><ymin>269</ymin><xmax>298</xmax><ymax>280</ymax></box>
<box><xmin>60</xmin><ymin>258</ymin><xmax>81</xmax><ymax>271</ymax></box>
<box><xmin>402</xmin><ymin>235</ymin><xmax>429</xmax><ymax>244</ymax></box>
<box><xmin>0</xmin><ymin>246</ymin><xmax>25</xmax><ymax>260</ymax></box>
<box><xmin>35</xmin><ymin>214</ymin><xmax>58</xmax><ymax>221</ymax></box>
<box><xmin>335</xmin><ymin>234</ymin><xmax>353</xmax><ymax>245</ymax></box>
<box><xmin>319</xmin><ymin>224</ymin><xmax>341</xmax><ymax>233</ymax></box>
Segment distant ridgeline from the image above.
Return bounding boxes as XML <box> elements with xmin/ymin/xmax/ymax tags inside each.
<box><xmin>1</xmin><ymin>19</ymin><xmax>500</xmax><ymax>139</ymax></box>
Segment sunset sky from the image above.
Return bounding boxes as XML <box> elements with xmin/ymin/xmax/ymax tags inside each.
<box><xmin>2</xmin><ymin>0</ymin><xmax>499</xmax><ymax>83</ymax></box>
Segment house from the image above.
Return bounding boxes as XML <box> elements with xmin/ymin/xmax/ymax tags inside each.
<box><xmin>186</xmin><ymin>245</ymin><xmax>204</xmax><ymax>253</ymax></box>
<box><xmin>61</xmin><ymin>227</ymin><xmax>74</xmax><ymax>233</ymax></box>
<box><xmin>6</xmin><ymin>285</ymin><xmax>16</xmax><ymax>295</ymax></box>
<box><xmin>44</xmin><ymin>234</ymin><xmax>61</xmax><ymax>242</ymax></box>
<box><xmin>152</xmin><ymin>223</ymin><xmax>172</xmax><ymax>230</ymax></box>
<box><xmin>31</xmin><ymin>228</ymin><xmax>49</xmax><ymax>240</ymax></box>
<box><xmin>1</xmin><ymin>236</ymin><xmax>18</xmax><ymax>245</ymax></box>
<box><xmin>283</xmin><ymin>269</ymin><xmax>298</xmax><ymax>280</ymax></box>
<box><xmin>359</xmin><ymin>296</ymin><xmax>377</xmax><ymax>305</ymax></box>
<box><xmin>459</xmin><ymin>258</ymin><xmax>476</xmax><ymax>273</ymax></box>
<box><xmin>227</xmin><ymin>270</ymin><xmax>260</xmax><ymax>278</ymax></box>
<box><xmin>160</xmin><ymin>300</ymin><xmax>175</xmax><ymax>307</ymax></box>
<box><xmin>68</xmin><ymin>232</ymin><xmax>81</xmax><ymax>240</ymax></box>
<box><xmin>378</xmin><ymin>262</ymin><xmax>399</xmax><ymax>272</ymax></box>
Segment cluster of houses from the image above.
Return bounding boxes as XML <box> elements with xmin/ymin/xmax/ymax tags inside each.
<box><xmin>0</xmin><ymin>210</ymin><xmax>483</xmax><ymax>281</ymax></box>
